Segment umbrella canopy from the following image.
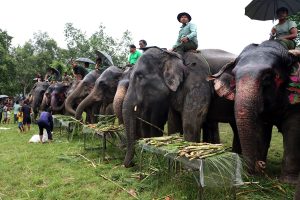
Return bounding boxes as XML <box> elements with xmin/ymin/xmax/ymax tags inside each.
<box><xmin>0</xmin><ymin>95</ymin><xmax>9</xmax><ymax>99</ymax></box>
<box><xmin>95</xmin><ymin>50</ymin><xmax>114</xmax><ymax>66</ymax></box>
<box><xmin>245</xmin><ymin>0</ymin><xmax>300</xmax><ymax>21</ymax></box>
<box><xmin>75</xmin><ymin>57</ymin><xmax>95</xmax><ymax>65</ymax></box>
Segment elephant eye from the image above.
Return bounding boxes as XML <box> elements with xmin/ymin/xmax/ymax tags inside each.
<box><xmin>135</xmin><ymin>71</ymin><xmax>144</xmax><ymax>79</ymax></box>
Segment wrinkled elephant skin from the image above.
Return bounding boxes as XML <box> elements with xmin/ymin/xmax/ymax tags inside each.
<box><xmin>75</xmin><ymin>66</ymin><xmax>123</xmax><ymax>122</ymax></box>
<box><xmin>218</xmin><ymin>40</ymin><xmax>300</xmax><ymax>183</ymax></box>
<box><xmin>122</xmin><ymin>47</ymin><xmax>239</xmax><ymax>167</ymax></box>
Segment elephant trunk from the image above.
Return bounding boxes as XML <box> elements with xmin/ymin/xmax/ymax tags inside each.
<box><xmin>235</xmin><ymin>76</ymin><xmax>264</xmax><ymax>173</ymax></box>
<box><xmin>40</xmin><ymin>94</ymin><xmax>49</xmax><ymax>111</ymax></box>
<box><xmin>113</xmin><ymin>80</ymin><xmax>129</xmax><ymax>124</ymax></box>
<box><xmin>75</xmin><ymin>92</ymin><xmax>98</xmax><ymax>120</ymax></box>
<box><xmin>50</xmin><ymin>94</ymin><xmax>65</xmax><ymax>112</ymax></box>
<box><xmin>123</xmin><ymin>95</ymin><xmax>138</xmax><ymax>168</ymax></box>
<box><xmin>65</xmin><ymin>82</ymin><xmax>82</xmax><ymax>116</ymax></box>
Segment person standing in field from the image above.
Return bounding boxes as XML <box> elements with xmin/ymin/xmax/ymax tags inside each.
<box><xmin>22</xmin><ymin>100</ymin><xmax>32</xmax><ymax>132</ymax></box>
<box><xmin>0</xmin><ymin>102</ymin><xmax>3</xmax><ymax>123</ymax></box>
<box><xmin>2</xmin><ymin>103</ymin><xmax>8</xmax><ymax>124</ymax></box>
<box><xmin>17</xmin><ymin>107</ymin><xmax>24</xmax><ymax>132</ymax></box>
<box><xmin>13</xmin><ymin>101</ymin><xmax>21</xmax><ymax>124</ymax></box>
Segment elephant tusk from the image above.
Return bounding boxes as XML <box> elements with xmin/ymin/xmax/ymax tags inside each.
<box><xmin>134</xmin><ymin>105</ymin><xmax>137</xmax><ymax>112</ymax></box>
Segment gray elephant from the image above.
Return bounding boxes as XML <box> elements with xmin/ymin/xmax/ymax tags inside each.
<box><xmin>75</xmin><ymin>66</ymin><xmax>126</xmax><ymax>121</ymax></box>
<box><xmin>65</xmin><ymin>70</ymin><xmax>101</xmax><ymax>123</ymax></box>
<box><xmin>28</xmin><ymin>81</ymin><xmax>50</xmax><ymax>121</ymax></box>
<box><xmin>122</xmin><ymin>47</ymin><xmax>239</xmax><ymax>167</ymax></box>
<box><xmin>49</xmin><ymin>82</ymin><xmax>71</xmax><ymax>114</ymax></box>
<box><xmin>213</xmin><ymin>40</ymin><xmax>300</xmax><ymax>184</ymax></box>
<box><xmin>40</xmin><ymin>82</ymin><xmax>56</xmax><ymax>111</ymax></box>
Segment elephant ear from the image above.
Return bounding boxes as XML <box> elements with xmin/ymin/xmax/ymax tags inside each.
<box><xmin>163</xmin><ymin>58</ymin><xmax>184</xmax><ymax>92</ymax></box>
<box><xmin>209</xmin><ymin>60</ymin><xmax>236</xmax><ymax>101</ymax></box>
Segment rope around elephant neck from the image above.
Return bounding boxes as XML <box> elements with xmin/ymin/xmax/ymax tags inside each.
<box><xmin>199</xmin><ymin>53</ymin><xmax>212</xmax><ymax>75</ymax></box>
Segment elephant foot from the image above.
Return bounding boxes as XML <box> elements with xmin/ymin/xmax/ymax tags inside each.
<box><xmin>279</xmin><ymin>174</ymin><xmax>298</xmax><ymax>185</ymax></box>
<box><xmin>123</xmin><ymin>160</ymin><xmax>135</xmax><ymax>168</ymax></box>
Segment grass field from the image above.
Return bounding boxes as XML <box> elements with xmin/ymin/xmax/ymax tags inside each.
<box><xmin>0</xmin><ymin>122</ymin><xmax>296</xmax><ymax>200</ymax></box>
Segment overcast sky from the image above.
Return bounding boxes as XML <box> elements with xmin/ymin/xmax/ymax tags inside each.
<box><xmin>1</xmin><ymin>0</ymin><xmax>274</xmax><ymax>55</ymax></box>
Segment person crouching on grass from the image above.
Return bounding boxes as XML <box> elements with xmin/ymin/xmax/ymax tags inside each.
<box><xmin>17</xmin><ymin>107</ymin><xmax>24</xmax><ymax>132</ymax></box>
<box><xmin>37</xmin><ymin>107</ymin><xmax>53</xmax><ymax>143</ymax></box>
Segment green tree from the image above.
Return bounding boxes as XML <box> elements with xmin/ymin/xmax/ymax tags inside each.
<box><xmin>0</xmin><ymin>29</ymin><xmax>17</xmax><ymax>96</ymax></box>
<box><xmin>64</xmin><ymin>23</ymin><xmax>133</xmax><ymax>67</ymax></box>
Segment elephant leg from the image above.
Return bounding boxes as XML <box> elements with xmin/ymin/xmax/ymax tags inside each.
<box><xmin>280</xmin><ymin>112</ymin><xmax>300</xmax><ymax>184</ymax></box>
<box><xmin>140</xmin><ymin>109</ymin><xmax>151</xmax><ymax>138</ymax></box>
<box><xmin>150</xmin><ymin>104</ymin><xmax>168</xmax><ymax>137</ymax></box>
<box><xmin>230</xmin><ymin>122</ymin><xmax>242</xmax><ymax>154</ymax></box>
<box><xmin>202</xmin><ymin>121</ymin><xmax>220</xmax><ymax>143</ymax></box>
<box><xmin>167</xmin><ymin>107</ymin><xmax>183</xmax><ymax>135</ymax></box>
<box><xmin>105</xmin><ymin>103</ymin><xmax>114</xmax><ymax>115</ymax></box>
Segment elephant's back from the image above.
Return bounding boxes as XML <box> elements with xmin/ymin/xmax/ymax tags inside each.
<box><xmin>200</xmin><ymin>49</ymin><xmax>237</xmax><ymax>74</ymax></box>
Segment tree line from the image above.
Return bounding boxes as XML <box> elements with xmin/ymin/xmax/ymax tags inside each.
<box><xmin>0</xmin><ymin>23</ymin><xmax>133</xmax><ymax>96</ymax></box>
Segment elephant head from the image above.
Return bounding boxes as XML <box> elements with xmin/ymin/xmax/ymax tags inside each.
<box><xmin>75</xmin><ymin>66</ymin><xmax>123</xmax><ymax>121</ymax></box>
<box><xmin>65</xmin><ymin>70</ymin><xmax>101</xmax><ymax>116</ymax></box>
<box><xmin>40</xmin><ymin>83</ymin><xmax>56</xmax><ymax>111</ymax></box>
<box><xmin>214</xmin><ymin>40</ymin><xmax>300</xmax><ymax>182</ymax></box>
<box><xmin>29</xmin><ymin>81</ymin><xmax>50</xmax><ymax>120</ymax></box>
<box><xmin>50</xmin><ymin>82</ymin><xmax>70</xmax><ymax>114</ymax></box>
<box><xmin>123</xmin><ymin>47</ymin><xmax>185</xmax><ymax>167</ymax></box>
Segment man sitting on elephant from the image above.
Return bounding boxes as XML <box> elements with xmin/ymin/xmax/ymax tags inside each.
<box><xmin>171</xmin><ymin>12</ymin><xmax>198</xmax><ymax>54</ymax></box>
<box><xmin>270</xmin><ymin>7</ymin><xmax>298</xmax><ymax>50</ymax></box>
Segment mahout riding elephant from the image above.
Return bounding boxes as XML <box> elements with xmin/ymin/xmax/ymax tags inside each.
<box><xmin>212</xmin><ymin>40</ymin><xmax>300</xmax><ymax>184</ymax></box>
<box><xmin>122</xmin><ymin>47</ymin><xmax>239</xmax><ymax>167</ymax></box>
<box><xmin>28</xmin><ymin>81</ymin><xmax>50</xmax><ymax>121</ymax></box>
<box><xmin>65</xmin><ymin>69</ymin><xmax>101</xmax><ymax>123</ymax></box>
<box><xmin>75</xmin><ymin>66</ymin><xmax>127</xmax><ymax>121</ymax></box>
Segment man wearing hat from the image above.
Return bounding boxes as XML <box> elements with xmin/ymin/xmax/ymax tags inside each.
<box><xmin>171</xmin><ymin>12</ymin><xmax>198</xmax><ymax>54</ymax></box>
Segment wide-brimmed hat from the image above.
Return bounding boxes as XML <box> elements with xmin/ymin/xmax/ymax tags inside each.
<box><xmin>177</xmin><ymin>12</ymin><xmax>192</xmax><ymax>22</ymax></box>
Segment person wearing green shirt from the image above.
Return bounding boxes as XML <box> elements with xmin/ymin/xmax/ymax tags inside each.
<box><xmin>270</xmin><ymin>7</ymin><xmax>298</xmax><ymax>50</ymax></box>
<box><xmin>128</xmin><ymin>44</ymin><xmax>142</xmax><ymax>65</ymax></box>
<box><xmin>171</xmin><ymin>12</ymin><xmax>198</xmax><ymax>54</ymax></box>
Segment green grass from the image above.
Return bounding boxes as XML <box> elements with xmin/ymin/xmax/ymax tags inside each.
<box><xmin>0</xmin><ymin>123</ymin><xmax>297</xmax><ymax>200</ymax></box>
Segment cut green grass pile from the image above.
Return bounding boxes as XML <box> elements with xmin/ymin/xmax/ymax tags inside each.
<box><xmin>0</xmin><ymin>123</ymin><xmax>296</xmax><ymax>200</ymax></box>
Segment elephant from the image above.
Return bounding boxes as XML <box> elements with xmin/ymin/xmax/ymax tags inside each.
<box><xmin>65</xmin><ymin>69</ymin><xmax>101</xmax><ymax>123</ymax></box>
<box><xmin>75</xmin><ymin>66</ymin><xmax>125</xmax><ymax>121</ymax></box>
<box><xmin>28</xmin><ymin>81</ymin><xmax>50</xmax><ymax>121</ymax></box>
<box><xmin>40</xmin><ymin>82</ymin><xmax>56</xmax><ymax>111</ymax></box>
<box><xmin>213</xmin><ymin>40</ymin><xmax>300</xmax><ymax>184</ymax></box>
<box><xmin>113</xmin><ymin>67</ymin><xmax>133</xmax><ymax>124</ymax></box>
<box><xmin>50</xmin><ymin>82</ymin><xmax>71</xmax><ymax>114</ymax></box>
<box><xmin>122</xmin><ymin>47</ymin><xmax>239</xmax><ymax>167</ymax></box>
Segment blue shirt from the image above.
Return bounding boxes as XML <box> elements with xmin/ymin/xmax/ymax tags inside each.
<box><xmin>173</xmin><ymin>22</ymin><xmax>198</xmax><ymax>48</ymax></box>
<box><xmin>39</xmin><ymin>111</ymin><xmax>53</xmax><ymax>129</ymax></box>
